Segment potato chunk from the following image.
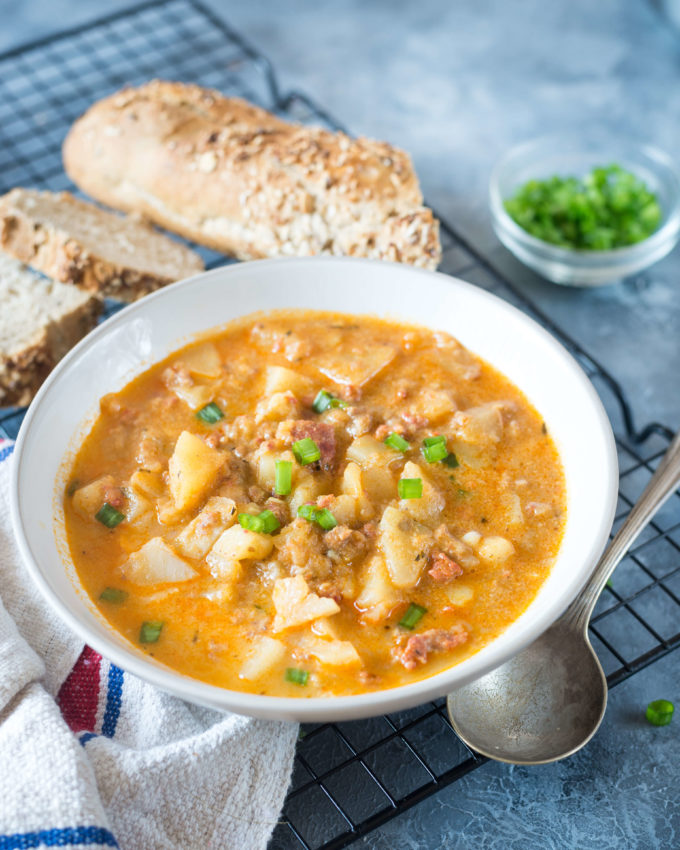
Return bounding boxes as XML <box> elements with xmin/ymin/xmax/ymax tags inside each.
<box><xmin>399</xmin><ymin>461</ymin><xmax>445</xmax><ymax>524</ymax></box>
<box><xmin>239</xmin><ymin>636</ymin><xmax>287</xmax><ymax>681</ymax></box>
<box><xmin>346</xmin><ymin>435</ymin><xmax>399</xmax><ymax>468</ymax></box>
<box><xmin>208</xmin><ymin>524</ymin><xmax>274</xmax><ymax>563</ymax></box>
<box><xmin>264</xmin><ymin>365</ymin><xmax>314</xmax><ymax>397</ymax></box>
<box><xmin>72</xmin><ymin>475</ymin><xmax>117</xmax><ymax>520</ymax></box>
<box><xmin>355</xmin><ymin>554</ymin><xmax>403</xmax><ymax>622</ymax></box>
<box><xmin>271</xmin><ymin>575</ymin><xmax>340</xmax><ymax>633</ymax></box>
<box><xmin>478</xmin><ymin>535</ymin><xmax>515</xmax><ymax>565</ymax></box>
<box><xmin>121</xmin><ymin>537</ymin><xmax>197</xmax><ymax>585</ymax></box>
<box><xmin>174</xmin><ymin>497</ymin><xmax>237</xmax><ymax>559</ymax></box>
<box><xmin>378</xmin><ymin>505</ymin><xmax>433</xmax><ymax>588</ymax></box>
<box><xmin>168</xmin><ymin>431</ymin><xmax>225</xmax><ymax>512</ymax></box>
<box><xmin>300</xmin><ymin>635</ymin><xmax>362</xmax><ymax>667</ymax></box>
<box><xmin>317</xmin><ymin>343</ymin><xmax>396</xmax><ymax>387</ymax></box>
<box><xmin>178</xmin><ymin>342</ymin><xmax>222</xmax><ymax>378</ymax></box>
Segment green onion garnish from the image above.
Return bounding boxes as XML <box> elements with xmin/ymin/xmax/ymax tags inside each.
<box><xmin>275</xmin><ymin>460</ymin><xmax>293</xmax><ymax>496</ymax></box>
<box><xmin>297</xmin><ymin>504</ymin><xmax>337</xmax><ymax>530</ymax></box>
<box><xmin>399</xmin><ymin>603</ymin><xmax>427</xmax><ymax>630</ymax></box>
<box><xmin>646</xmin><ymin>699</ymin><xmax>674</xmax><ymax>727</ymax></box>
<box><xmin>285</xmin><ymin>667</ymin><xmax>309</xmax><ymax>686</ymax></box>
<box><xmin>422</xmin><ymin>435</ymin><xmax>448</xmax><ymax>463</ymax></box>
<box><xmin>312</xmin><ymin>390</ymin><xmax>347</xmax><ymax>413</ymax></box>
<box><xmin>384</xmin><ymin>432</ymin><xmax>410</xmax><ymax>452</ymax></box>
<box><xmin>238</xmin><ymin>510</ymin><xmax>280</xmax><ymax>534</ymax></box>
<box><xmin>398</xmin><ymin>478</ymin><xmax>423</xmax><ymax>499</ymax></box>
<box><xmin>196</xmin><ymin>402</ymin><xmax>224</xmax><ymax>424</ymax></box>
<box><xmin>99</xmin><ymin>587</ymin><xmax>128</xmax><ymax>604</ymax></box>
<box><xmin>140</xmin><ymin>620</ymin><xmax>164</xmax><ymax>644</ymax></box>
<box><xmin>443</xmin><ymin>452</ymin><xmax>459</xmax><ymax>468</ymax></box>
<box><xmin>292</xmin><ymin>437</ymin><xmax>321</xmax><ymax>465</ymax></box>
<box><xmin>95</xmin><ymin>502</ymin><xmax>125</xmax><ymax>528</ymax></box>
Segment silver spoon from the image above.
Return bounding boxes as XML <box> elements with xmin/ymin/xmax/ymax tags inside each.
<box><xmin>447</xmin><ymin>428</ymin><xmax>680</xmax><ymax>764</ymax></box>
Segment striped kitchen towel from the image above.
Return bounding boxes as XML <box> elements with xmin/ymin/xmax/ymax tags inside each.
<box><xmin>0</xmin><ymin>438</ymin><xmax>297</xmax><ymax>850</ymax></box>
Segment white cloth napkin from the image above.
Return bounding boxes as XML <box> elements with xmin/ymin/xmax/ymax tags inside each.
<box><xmin>0</xmin><ymin>438</ymin><xmax>297</xmax><ymax>849</ymax></box>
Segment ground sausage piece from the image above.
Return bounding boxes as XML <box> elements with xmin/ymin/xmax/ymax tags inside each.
<box><xmin>428</xmin><ymin>550</ymin><xmax>464</xmax><ymax>583</ymax></box>
<box><xmin>434</xmin><ymin>525</ymin><xmax>479</xmax><ymax>568</ymax></box>
<box><xmin>103</xmin><ymin>485</ymin><xmax>125</xmax><ymax>509</ymax></box>
<box><xmin>397</xmin><ymin>627</ymin><xmax>468</xmax><ymax>671</ymax></box>
<box><xmin>264</xmin><ymin>497</ymin><xmax>290</xmax><ymax>525</ymax></box>
<box><xmin>277</xmin><ymin>420</ymin><xmax>337</xmax><ymax>471</ymax></box>
<box><xmin>323</xmin><ymin>525</ymin><xmax>369</xmax><ymax>562</ymax></box>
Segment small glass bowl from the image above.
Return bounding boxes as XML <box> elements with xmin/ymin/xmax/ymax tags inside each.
<box><xmin>489</xmin><ymin>135</ymin><xmax>680</xmax><ymax>286</ymax></box>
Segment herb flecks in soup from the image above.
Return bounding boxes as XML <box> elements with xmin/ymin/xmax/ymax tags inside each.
<box><xmin>64</xmin><ymin>311</ymin><xmax>566</xmax><ymax>697</ymax></box>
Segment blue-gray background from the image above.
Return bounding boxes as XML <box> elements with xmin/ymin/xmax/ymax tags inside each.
<box><xmin>2</xmin><ymin>1</ymin><xmax>679</xmax><ymax>847</ymax></box>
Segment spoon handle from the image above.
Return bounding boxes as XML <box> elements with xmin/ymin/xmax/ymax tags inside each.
<box><xmin>564</xmin><ymin>428</ymin><xmax>680</xmax><ymax>631</ymax></box>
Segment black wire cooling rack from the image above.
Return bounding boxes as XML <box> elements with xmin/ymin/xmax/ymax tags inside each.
<box><xmin>0</xmin><ymin>3</ymin><xmax>678</xmax><ymax>848</ymax></box>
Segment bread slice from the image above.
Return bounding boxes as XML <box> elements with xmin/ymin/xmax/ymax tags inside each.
<box><xmin>63</xmin><ymin>80</ymin><xmax>441</xmax><ymax>268</ymax></box>
<box><xmin>0</xmin><ymin>252</ymin><xmax>102</xmax><ymax>406</ymax></box>
<box><xmin>0</xmin><ymin>188</ymin><xmax>204</xmax><ymax>302</ymax></box>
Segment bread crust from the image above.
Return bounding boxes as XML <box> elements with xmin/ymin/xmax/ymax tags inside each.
<box><xmin>63</xmin><ymin>80</ymin><xmax>441</xmax><ymax>268</ymax></box>
<box><xmin>0</xmin><ymin>189</ymin><xmax>204</xmax><ymax>302</ymax></box>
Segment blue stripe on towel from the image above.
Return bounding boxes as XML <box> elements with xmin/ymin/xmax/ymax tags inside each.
<box><xmin>0</xmin><ymin>826</ymin><xmax>118</xmax><ymax>848</ymax></box>
<box><xmin>78</xmin><ymin>732</ymin><xmax>97</xmax><ymax>747</ymax></box>
<box><xmin>101</xmin><ymin>665</ymin><xmax>124</xmax><ymax>738</ymax></box>
<box><xmin>0</xmin><ymin>443</ymin><xmax>14</xmax><ymax>463</ymax></box>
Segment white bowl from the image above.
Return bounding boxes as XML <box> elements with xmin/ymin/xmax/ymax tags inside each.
<box><xmin>11</xmin><ymin>257</ymin><xmax>618</xmax><ymax>722</ymax></box>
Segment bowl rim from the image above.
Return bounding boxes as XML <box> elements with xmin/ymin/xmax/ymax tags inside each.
<box><xmin>10</xmin><ymin>256</ymin><xmax>619</xmax><ymax>721</ymax></box>
<box><xmin>489</xmin><ymin>134</ymin><xmax>680</xmax><ymax>264</ymax></box>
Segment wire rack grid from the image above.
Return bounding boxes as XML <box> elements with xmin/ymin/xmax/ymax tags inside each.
<box><xmin>0</xmin><ymin>3</ymin><xmax>678</xmax><ymax>849</ymax></box>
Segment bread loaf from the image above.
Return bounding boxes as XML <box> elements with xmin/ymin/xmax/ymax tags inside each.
<box><xmin>63</xmin><ymin>81</ymin><xmax>441</xmax><ymax>268</ymax></box>
<box><xmin>0</xmin><ymin>253</ymin><xmax>101</xmax><ymax>406</ymax></box>
<box><xmin>0</xmin><ymin>188</ymin><xmax>204</xmax><ymax>302</ymax></box>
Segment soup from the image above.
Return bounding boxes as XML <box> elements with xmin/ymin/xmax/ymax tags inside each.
<box><xmin>64</xmin><ymin>310</ymin><xmax>566</xmax><ymax>697</ymax></box>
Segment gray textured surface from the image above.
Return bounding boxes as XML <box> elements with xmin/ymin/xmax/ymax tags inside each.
<box><xmin>1</xmin><ymin>1</ymin><xmax>679</xmax><ymax>847</ymax></box>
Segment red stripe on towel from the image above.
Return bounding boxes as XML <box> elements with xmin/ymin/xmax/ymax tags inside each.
<box><xmin>57</xmin><ymin>646</ymin><xmax>102</xmax><ymax>733</ymax></box>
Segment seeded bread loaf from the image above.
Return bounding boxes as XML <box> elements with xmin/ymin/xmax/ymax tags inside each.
<box><xmin>0</xmin><ymin>253</ymin><xmax>101</xmax><ymax>406</ymax></box>
<box><xmin>63</xmin><ymin>80</ymin><xmax>441</xmax><ymax>268</ymax></box>
<box><xmin>0</xmin><ymin>189</ymin><xmax>204</xmax><ymax>302</ymax></box>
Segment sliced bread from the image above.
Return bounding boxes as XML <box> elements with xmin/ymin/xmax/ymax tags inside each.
<box><xmin>0</xmin><ymin>188</ymin><xmax>205</xmax><ymax>302</ymax></box>
<box><xmin>0</xmin><ymin>252</ymin><xmax>101</xmax><ymax>406</ymax></box>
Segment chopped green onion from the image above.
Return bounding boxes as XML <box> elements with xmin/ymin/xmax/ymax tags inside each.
<box><xmin>646</xmin><ymin>699</ymin><xmax>674</xmax><ymax>727</ymax></box>
<box><xmin>140</xmin><ymin>620</ymin><xmax>164</xmax><ymax>644</ymax></box>
<box><xmin>316</xmin><ymin>508</ymin><xmax>337</xmax><ymax>530</ymax></box>
<box><xmin>258</xmin><ymin>509</ymin><xmax>281</xmax><ymax>534</ymax></box>
<box><xmin>399</xmin><ymin>603</ymin><xmax>427</xmax><ymax>630</ymax></box>
<box><xmin>239</xmin><ymin>512</ymin><xmax>266</xmax><ymax>533</ymax></box>
<box><xmin>275</xmin><ymin>460</ymin><xmax>293</xmax><ymax>495</ymax></box>
<box><xmin>298</xmin><ymin>504</ymin><xmax>320</xmax><ymax>523</ymax></box>
<box><xmin>292</xmin><ymin>437</ymin><xmax>321</xmax><ymax>465</ymax></box>
<box><xmin>398</xmin><ymin>478</ymin><xmax>423</xmax><ymax>499</ymax></box>
<box><xmin>443</xmin><ymin>452</ymin><xmax>459</xmax><ymax>468</ymax></box>
<box><xmin>312</xmin><ymin>390</ymin><xmax>347</xmax><ymax>413</ymax></box>
<box><xmin>99</xmin><ymin>587</ymin><xmax>128</xmax><ymax>604</ymax></box>
<box><xmin>95</xmin><ymin>502</ymin><xmax>125</xmax><ymax>528</ymax></box>
<box><xmin>285</xmin><ymin>667</ymin><xmax>309</xmax><ymax>686</ymax></box>
<box><xmin>196</xmin><ymin>401</ymin><xmax>224</xmax><ymax>424</ymax></box>
<box><xmin>384</xmin><ymin>432</ymin><xmax>410</xmax><ymax>452</ymax></box>
<box><xmin>422</xmin><ymin>435</ymin><xmax>448</xmax><ymax>463</ymax></box>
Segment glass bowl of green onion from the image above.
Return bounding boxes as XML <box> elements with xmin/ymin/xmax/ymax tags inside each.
<box><xmin>489</xmin><ymin>135</ymin><xmax>680</xmax><ymax>285</ymax></box>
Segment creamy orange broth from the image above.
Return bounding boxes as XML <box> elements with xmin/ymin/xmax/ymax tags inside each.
<box><xmin>64</xmin><ymin>310</ymin><xmax>565</xmax><ymax>697</ymax></box>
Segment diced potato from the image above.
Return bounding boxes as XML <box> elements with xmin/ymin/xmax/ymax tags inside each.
<box><xmin>301</xmin><ymin>635</ymin><xmax>362</xmax><ymax>667</ymax></box>
<box><xmin>378</xmin><ymin>506</ymin><xmax>433</xmax><ymax>589</ymax></box>
<box><xmin>289</xmin><ymin>472</ymin><xmax>323</xmax><ymax>515</ymax></box>
<box><xmin>445</xmin><ymin>583</ymin><xmax>474</xmax><ymax>607</ymax></box>
<box><xmin>355</xmin><ymin>554</ymin><xmax>403</xmax><ymax>622</ymax></box>
<box><xmin>209</xmin><ymin>524</ymin><xmax>274</xmax><ymax>563</ymax></box>
<box><xmin>178</xmin><ymin>342</ymin><xmax>222</xmax><ymax>379</ymax></box>
<box><xmin>478</xmin><ymin>535</ymin><xmax>515</xmax><ymax>565</ymax></box>
<box><xmin>450</xmin><ymin>403</ymin><xmax>505</xmax><ymax>467</ymax></box>
<box><xmin>271</xmin><ymin>575</ymin><xmax>340</xmax><ymax>632</ymax></box>
<box><xmin>414</xmin><ymin>388</ymin><xmax>457</xmax><ymax>423</ymax></box>
<box><xmin>362</xmin><ymin>466</ymin><xmax>398</xmax><ymax>503</ymax></box>
<box><xmin>346</xmin><ymin>435</ymin><xmax>399</xmax><ymax>468</ymax></box>
<box><xmin>239</xmin><ymin>636</ymin><xmax>287</xmax><ymax>681</ymax></box>
<box><xmin>204</xmin><ymin>553</ymin><xmax>242</xmax><ymax>587</ymax></box>
<box><xmin>124</xmin><ymin>486</ymin><xmax>151</xmax><ymax>522</ymax></box>
<box><xmin>317</xmin><ymin>343</ymin><xmax>396</xmax><ymax>387</ymax></box>
<box><xmin>341</xmin><ymin>462</ymin><xmax>363</xmax><ymax>497</ymax></box>
<box><xmin>72</xmin><ymin>475</ymin><xmax>116</xmax><ymax>520</ymax></box>
<box><xmin>121</xmin><ymin>537</ymin><xmax>197</xmax><ymax>585</ymax></box>
<box><xmin>168</xmin><ymin>431</ymin><xmax>225</xmax><ymax>512</ymax></box>
<box><xmin>264</xmin><ymin>365</ymin><xmax>314</xmax><ymax>397</ymax></box>
<box><xmin>504</xmin><ymin>493</ymin><xmax>524</xmax><ymax>527</ymax></box>
<box><xmin>323</xmin><ymin>494</ymin><xmax>357</xmax><ymax>526</ymax></box>
<box><xmin>130</xmin><ymin>469</ymin><xmax>165</xmax><ymax>499</ymax></box>
<box><xmin>312</xmin><ymin>617</ymin><xmax>342</xmax><ymax>640</ymax></box>
<box><xmin>174</xmin><ymin>496</ymin><xmax>237</xmax><ymax>559</ymax></box>
<box><xmin>172</xmin><ymin>383</ymin><xmax>216</xmax><ymax>411</ymax></box>
<box><xmin>255</xmin><ymin>391</ymin><xmax>300</xmax><ymax>424</ymax></box>
<box><xmin>399</xmin><ymin>461</ymin><xmax>445</xmax><ymax>524</ymax></box>
<box><xmin>462</xmin><ymin>530</ymin><xmax>482</xmax><ymax>548</ymax></box>
<box><xmin>254</xmin><ymin>448</ymin><xmax>296</xmax><ymax>492</ymax></box>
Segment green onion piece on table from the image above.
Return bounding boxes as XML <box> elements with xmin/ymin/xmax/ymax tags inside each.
<box><xmin>422</xmin><ymin>435</ymin><xmax>448</xmax><ymax>463</ymax></box>
<box><xmin>95</xmin><ymin>503</ymin><xmax>125</xmax><ymax>528</ymax></box>
<box><xmin>196</xmin><ymin>402</ymin><xmax>224</xmax><ymax>424</ymax></box>
<box><xmin>399</xmin><ymin>603</ymin><xmax>427</xmax><ymax>630</ymax></box>
<box><xmin>646</xmin><ymin>699</ymin><xmax>674</xmax><ymax>727</ymax></box>
<box><xmin>398</xmin><ymin>478</ymin><xmax>423</xmax><ymax>499</ymax></box>
<box><xmin>140</xmin><ymin>620</ymin><xmax>164</xmax><ymax>644</ymax></box>
<box><xmin>99</xmin><ymin>587</ymin><xmax>128</xmax><ymax>604</ymax></box>
<box><xmin>285</xmin><ymin>667</ymin><xmax>309</xmax><ymax>686</ymax></box>
<box><xmin>275</xmin><ymin>460</ymin><xmax>292</xmax><ymax>495</ymax></box>
<box><xmin>312</xmin><ymin>390</ymin><xmax>347</xmax><ymax>413</ymax></box>
<box><xmin>384</xmin><ymin>432</ymin><xmax>410</xmax><ymax>452</ymax></box>
<box><xmin>292</xmin><ymin>437</ymin><xmax>321</xmax><ymax>465</ymax></box>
